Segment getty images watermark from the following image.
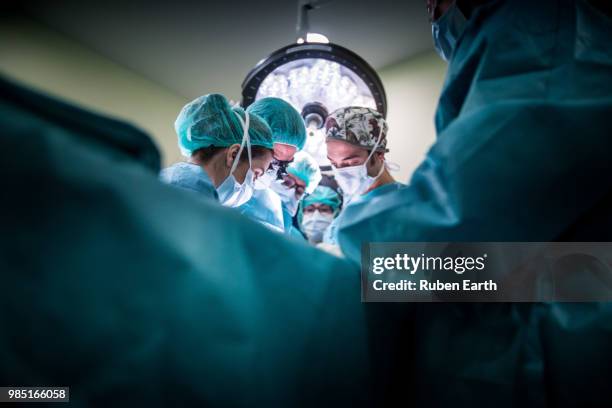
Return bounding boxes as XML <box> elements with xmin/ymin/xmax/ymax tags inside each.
<box><xmin>361</xmin><ymin>242</ymin><xmax>612</xmax><ymax>302</ymax></box>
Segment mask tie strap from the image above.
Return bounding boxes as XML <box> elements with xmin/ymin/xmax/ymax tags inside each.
<box><xmin>230</xmin><ymin>111</ymin><xmax>251</xmax><ymax>176</ymax></box>
<box><xmin>365</xmin><ymin>126</ymin><xmax>383</xmax><ymax>163</ymax></box>
<box><xmin>385</xmin><ymin>161</ymin><xmax>400</xmax><ymax>172</ymax></box>
<box><xmin>367</xmin><ymin>126</ymin><xmax>385</xmax><ymax>180</ymax></box>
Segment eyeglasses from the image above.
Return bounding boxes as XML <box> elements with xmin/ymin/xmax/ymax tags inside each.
<box><xmin>282</xmin><ymin>175</ymin><xmax>306</xmax><ymax>197</ymax></box>
<box><xmin>303</xmin><ymin>204</ymin><xmax>334</xmax><ymax>215</ymax></box>
<box><xmin>268</xmin><ymin>158</ymin><xmax>294</xmax><ymax>179</ymax></box>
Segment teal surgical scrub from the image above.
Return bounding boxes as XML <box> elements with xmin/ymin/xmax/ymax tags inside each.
<box><xmin>335</xmin><ymin>1</ymin><xmax>612</xmax><ymax>406</ymax></box>
<box><xmin>0</xmin><ymin>75</ymin><xmax>370</xmax><ymax>407</ymax></box>
<box><xmin>324</xmin><ymin>182</ymin><xmax>404</xmax><ymax>247</ymax></box>
<box><xmin>160</xmin><ymin>162</ymin><xmax>218</xmax><ymax>201</ymax></box>
<box><xmin>238</xmin><ymin>188</ymin><xmax>285</xmax><ymax>233</ymax></box>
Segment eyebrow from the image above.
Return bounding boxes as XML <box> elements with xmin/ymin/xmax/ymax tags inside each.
<box><xmin>327</xmin><ymin>154</ymin><xmax>363</xmax><ymax>161</ymax></box>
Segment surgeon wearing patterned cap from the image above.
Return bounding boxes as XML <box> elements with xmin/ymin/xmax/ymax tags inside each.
<box><xmin>322</xmin><ymin>106</ymin><xmax>403</xmax><ymax>248</ymax></box>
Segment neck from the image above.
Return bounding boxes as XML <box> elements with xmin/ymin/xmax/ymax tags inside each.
<box><xmin>364</xmin><ymin>169</ymin><xmax>394</xmax><ymax>195</ymax></box>
<box><xmin>190</xmin><ymin>157</ymin><xmax>221</xmax><ymax>188</ymax></box>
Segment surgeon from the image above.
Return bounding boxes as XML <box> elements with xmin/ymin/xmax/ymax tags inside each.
<box><xmin>160</xmin><ymin>93</ymin><xmax>274</xmax><ymax>207</ymax></box>
<box><xmin>248</xmin><ymin>97</ymin><xmax>307</xmax><ymax>177</ymax></box>
<box><xmin>274</xmin><ymin>151</ymin><xmax>322</xmax><ymax>236</ymax></box>
<box><xmin>322</xmin><ymin>106</ymin><xmax>402</xmax><ymax>248</ymax></box>
<box><xmin>0</xmin><ymin>75</ymin><xmax>372</xmax><ymax>407</ymax></box>
<box><xmin>238</xmin><ymin>97</ymin><xmax>307</xmax><ymax>232</ymax></box>
<box><xmin>331</xmin><ymin>0</ymin><xmax>612</xmax><ymax>405</ymax></box>
<box><xmin>297</xmin><ymin>176</ymin><xmax>342</xmax><ymax>244</ymax></box>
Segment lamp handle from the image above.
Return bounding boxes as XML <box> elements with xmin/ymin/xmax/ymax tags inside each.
<box><xmin>296</xmin><ymin>0</ymin><xmax>333</xmax><ymax>41</ymax></box>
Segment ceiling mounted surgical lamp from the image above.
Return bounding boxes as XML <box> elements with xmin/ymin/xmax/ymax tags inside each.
<box><xmin>241</xmin><ymin>0</ymin><xmax>387</xmax><ymax>167</ymax></box>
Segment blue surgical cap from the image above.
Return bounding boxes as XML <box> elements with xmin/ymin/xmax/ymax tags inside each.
<box><xmin>297</xmin><ymin>184</ymin><xmax>342</xmax><ymax>227</ymax></box>
<box><xmin>286</xmin><ymin>152</ymin><xmax>321</xmax><ymax>194</ymax></box>
<box><xmin>246</xmin><ymin>97</ymin><xmax>306</xmax><ymax>150</ymax></box>
<box><xmin>175</xmin><ymin>93</ymin><xmax>273</xmax><ymax>156</ymax></box>
<box><xmin>302</xmin><ymin>185</ymin><xmax>342</xmax><ymax>212</ymax></box>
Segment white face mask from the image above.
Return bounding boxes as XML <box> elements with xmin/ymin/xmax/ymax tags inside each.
<box><xmin>270</xmin><ymin>179</ymin><xmax>301</xmax><ymax>217</ymax></box>
<box><xmin>217</xmin><ymin>112</ymin><xmax>256</xmax><ymax>207</ymax></box>
<box><xmin>332</xmin><ymin>129</ymin><xmax>385</xmax><ymax>199</ymax></box>
<box><xmin>253</xmin><ymin>170</ymin><xmax>275</xmax><ymax>190</ymax></box>
<box><xmin>301</xmin><ymin>210</ymin><xmax>334</xmax><ymax>243</ymax></box>
<box><xmin>431</xmin><ymin>2</ymin><xmax>467</xmax><ymax>62</ymax></box>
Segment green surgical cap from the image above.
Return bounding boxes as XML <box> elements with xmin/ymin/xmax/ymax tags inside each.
<box><xmin>286</xmin><ymin>152</ymin><xmax>321</xmax><ymax>194</ymax></box>
<box><xmin>297</xmin><ymin>184</ymin><xmax>342</xmax><ymax>227</ymax></box>
<box><xmin>302</xmin><ymin>185</ymin><xmax>341</xmax><ymax>212</ymax></box>
<box><xmin>175</xmin><ymin>93</ymin><xmax>273</xmax><ymax>156</ymax></box>
<box><xmin>246</xmin><ymin>97</ymin><xmax>306</xmax><ymax>150</ymax></box>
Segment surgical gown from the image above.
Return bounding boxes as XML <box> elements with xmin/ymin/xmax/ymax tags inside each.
<box><xmin>336</xmin><ymin>0</ymin><xmax>612</xmax><ymax>406</ymax></box>
<box><xmin>323</xmin><ymin>182</ymin><xmax>404</xmax><ymax>248</ymax></box>
<box><xmin>281</xmin><ymin>204</ymin><xmax>307</xmax><ymax>240</ymax></box>
<box><xmin>237</xmin><ymin>188</ymin><xmax>285</xmax><ymax>233</ymax></box>
<box><xmin>160</xmin><ymin>162</ymin><xmax>218</xmax><ymax>201</ymax></box>
<box><xmin>0</xmin><ymin>75</ymin><xmax>372</xmax><ymax>407</ymax></box>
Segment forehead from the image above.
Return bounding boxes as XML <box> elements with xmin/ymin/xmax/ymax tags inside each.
<box><xmin>273</xmin><ymin>143</ymin><xmax>297</xmax><ymax>161</ymax></box>
<box><xmin>305</xmin><ymin>202</ymin><xmax>332</xmax><ymax>209</ymax></box>
<box><xmin>326</xmin><ymin>139</ymin><xmax>368</xmax><ymax>159</ymax></box>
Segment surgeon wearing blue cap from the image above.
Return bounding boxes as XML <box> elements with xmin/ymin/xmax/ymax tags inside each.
<box><xmin>247</xmin><ymin>97</ymin><xmax>306</xmax><ymax>167</ymax></box>
<box><xmin>160</xmin><ymin>94</ymin><xmax>274</xmax><ymax>207</ymax></box>
<box><xmin>298</xmin><ymin>177</ymin><xmax>342</xmax><ymax>244</ymax></box>
<box><xmin>238</xmin><ymin>97</ymin><xmax>309</xmax><ymax>232</ymax></box>
<box><xmin>276</xmin><ymin>151</ymin><xmax>322</xmax><ymax>235</ymax></box>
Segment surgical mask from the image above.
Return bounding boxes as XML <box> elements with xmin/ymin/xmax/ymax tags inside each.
<box><xmin>271</xmin><ymin>180</ymin><xmax>301</xmax><ymax>217</ymax></box>
<box><xmin>254</xmin><ymin>170</ymin><xmax>275</xmax><ymax>190</ymax></box>
<box><xmin>431</xmin><ymin>2</ymin><xmax>467</xmax><ymax>62</ymax></box>
<box><xmin>332</xmin><ymin>128</ymin><xmax>385</xmax><ymax>199</ymax></box>
<box><xmin>217</xmin><ymin>112</ymin><xmax>255</xmax><ymax>207</ymax></box>
<box><xmin>301</xmin><ymin>210</ymin><xmax>334</xmax><ymax>243</ymax></box>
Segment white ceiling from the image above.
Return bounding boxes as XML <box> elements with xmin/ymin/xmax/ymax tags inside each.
<box><xmin>21</xmin><ymin>0</ymin><xmax>434</xmax><ymax>101</ymax></box>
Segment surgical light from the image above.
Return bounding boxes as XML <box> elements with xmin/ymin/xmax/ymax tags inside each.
<box><xmin>297</xmin><ymin>32</ymin><xmax>330</xmax><ymax>44</ymax></box>
<box><xmin>241</xmin><ymin>1</ymin><xmax>387</xmax><ymax>168</ymax></box>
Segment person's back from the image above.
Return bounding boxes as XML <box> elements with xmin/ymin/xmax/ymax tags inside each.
<box><xmin>159</xmin><ymin>162</ymin><xmax>219</xmax><ymax>199</ymax></box>
<box><xmin>0</xmin><ymin>76</ymin><xmax>370</xmax><ymax>407</ymax></box>
<box><xmin>338</xmin><ymin>0</ymin><xmax>612</xmax><ymax>258</ymax></box>
<box><xmin>335</xmin><ymin>1</ymin><xmax>612</xmax><ymax>406</ymax></box>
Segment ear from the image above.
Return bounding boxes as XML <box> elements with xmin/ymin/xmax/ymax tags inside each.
<box><xmin>370</xmin><ymin>151</ymin><xmax>385</xmax><ymax>165</ymax></box>
<box><xmin>225</xmin><ymin>144</ymin><xmax>240</xmax><ymax>168</ymax></box>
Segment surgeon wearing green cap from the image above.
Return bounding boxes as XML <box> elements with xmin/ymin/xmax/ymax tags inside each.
<box><xmin>274</xmin><ymin>152</ymin><xmax>321</xmax><ymax>215</ymax></box>
<box><xmin>275</xmin><ymin>151</ymin><xmax>322</xmax><ymax>235</ymax></box>
<box><xmin>160</xmin><ymin>93</ymin><xmax>274</xmax><ymax>207</ymax></box>
<box><xmin>298</xmin><ymin>176</ymin><xmax>342</xmax><ymax>244</ymax></box>
<box><xmin>238</xmin><ymin>97</ymin><xmax>309</xmax><ymax>232</ymax></box>
<box><xmin>247</xmin><ymin>97</ymin><xmax>306</xmax><ymax>167</ymax></box>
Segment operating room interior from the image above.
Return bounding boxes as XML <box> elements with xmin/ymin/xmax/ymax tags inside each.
<box><xmin>1</xmin><ymin>0</ymin><xmax>611</xmax><ymax>406</ymax></box>
<box><xmin>0</xmin><ymin>1</ymin><xmax>445</xmax><ymax>181</ymax></box>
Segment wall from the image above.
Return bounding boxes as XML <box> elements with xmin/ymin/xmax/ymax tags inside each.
<box><xmin>0</xmin><ymin>15</ymin><xmax>448</xmax><ymax>178</ymax></box>
<box><xmin>378</xmin><ymin>51</ymin><xmax>447</xmax><ymax>182</ymax></box>
<box><xmin>0</xmin><ymin>15</ymin><xmax>188</xmax><ymax>166</ymax></box>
